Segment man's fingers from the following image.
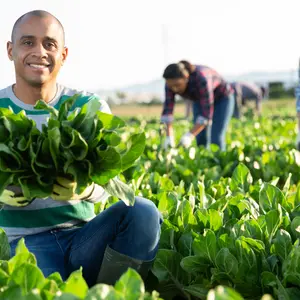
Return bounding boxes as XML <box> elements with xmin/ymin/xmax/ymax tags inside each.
<box><xmin>56</xmin><ymin>176</ymin><xmax>76</xmax><ymax>189</ymax></box>
<box><xmin>0</xmin><ymin>189</ymin><xmax>15</xmax><ymax>198</ymax></box>
<box><xmin>0</xmin><ymin>196</ymin><xmax>31</xmax><ymax>207</ymax></box>
<box><xmin>52</xmin><ymin>183</ymin><xmax>73</xmax><ymax>197</ymax></box>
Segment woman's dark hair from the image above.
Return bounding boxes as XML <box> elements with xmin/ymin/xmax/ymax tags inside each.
<box><xmin>179</xmin><ymin>60</ymin><xmax>193</xmax><ymax>74</ymax></box>
<box><xmin>163</xmin><ymin>60</ymin><xmax>193</xmax><ymax>79</ymax></box>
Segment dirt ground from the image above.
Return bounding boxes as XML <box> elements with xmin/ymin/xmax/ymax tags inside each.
<box><xmin>110</xmin><ymin>99</ymin><xmax>295</xmax><ymax>118</ymax></box>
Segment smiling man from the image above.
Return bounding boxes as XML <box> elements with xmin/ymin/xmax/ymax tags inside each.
<box><xmin>8</xmin><ymin>11</ymin><xmax>66</xmax><ymax>105</ymax></box>
<box><xmin>0</xmin><ymin>10</ymin><xmax>162</xmax><ymax>287</ymax></box>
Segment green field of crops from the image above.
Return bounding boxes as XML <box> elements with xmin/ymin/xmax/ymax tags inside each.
<box><xmin>1</xmin><ymin>99</ymin><xmax>300</xmax><ymax>300</ymax></box>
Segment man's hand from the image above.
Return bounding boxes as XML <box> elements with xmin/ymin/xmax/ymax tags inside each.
<box><xmin>0</xmin><ymin>187</ymin><xmax>32</xmax><ymax>207</ymax></box>
<box><xmin>179</xmin><ymin>132</ymin><xmax>194</xmax><ymax>148</ymax></box>
<box><xmin>51</xmin><ymin>177</ymin><xmax>95</xmax><ymax>201</ymax></box>
<box><xmin>163</xmin><ymin>135</ymin><xmax>175</xmax><ymax>150</ymax></box>
<box><xmin>296</xmin><ymin>131</ymin><xmax>300</xmax><ymax>151</ymax></box>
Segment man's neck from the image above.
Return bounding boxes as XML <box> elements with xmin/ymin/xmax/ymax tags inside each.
<box><xmin>13</xmin><ymin>80</ymin><xmax>57</xmax><ymax>105</ymax></box>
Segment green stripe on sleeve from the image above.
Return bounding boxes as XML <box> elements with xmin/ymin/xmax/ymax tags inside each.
<box><xmin>0</xmin><ymin>201</ymin><xmax>95</xmax><ymax>228</ymax></box>
<box><xmin>53</xmin><ymin>95</ymin><xmax>94</xmax><ymax>111</ymax></box>
<box><xmin>0</xmin><ymin>98</ymin><xmax>48</xmax><ymax>115</ymax></box>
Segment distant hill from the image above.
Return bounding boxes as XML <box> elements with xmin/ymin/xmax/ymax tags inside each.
<box><xmin>224</xmin><ymin>70</ymin><xmax>297</xmax><ymax>86</ymax></box>
<box><xmin>94</xmin><ymin>69</ymin><xmax>298</xmax><ymax>104</ymax></box>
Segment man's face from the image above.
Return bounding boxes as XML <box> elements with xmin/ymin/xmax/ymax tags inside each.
<box><xmin>7</xmin><ymin>15</ymin><xmax>68</xmax><ymax>86</ymax></box>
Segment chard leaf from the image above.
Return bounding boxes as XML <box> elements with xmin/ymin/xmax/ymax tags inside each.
<box><xmin>230</xmin><ymin>163</ymin><xmax>253</xmax><ymax>193</ymax></box>
<box><xmin>177</xmin><ymin>232</ymin><xmax>193</xmax><ymax>257</ymax></box>
<box><xmin>265</xmin><ymin>208</ymin><xmax>282</xmax><ymax>243</ymax></box>
<box><xmin>34</xmin><ymin>100</ymin><xmax>58</xmax><ymax>118</ymax></box>
<box><xmin>0</xmin><ymin>172</ymin><xmax>14</xmax><ymax>195</ymax></box>
<box><xmin>91</xmin><ymin>147</ymin><xmax>121</xmax><ymax>185</ymax></box>
<box><xmin>18</xmin><ymin>176</ymin><xmax>52</xmax><ymax>200</ymax></box>
<box><xmin>96</xmin><ymin>111</ymin><xmax>126</xmax><ymax>130</ymax></box>
<box><xmin>209</xmin><ymin>209</ymin><xmax>223</xmax><ymax>231</ymax></box>
<box><xmin>0</xmin><ymin>143</ymin><xmax>26</xmax><ymax>172</ymax></box>
<box><xmin>48</xmin><ymin>126</ymin><xmax>61</xmax><ymax>169</ymax></box>
<box><xmin>239</xmin><ymin>236</ymin><xmax>265</xmax><ymax>252</ymax></box>
<box><xmin>0</xmin><ymin>118</ymin><xmax>11</xmax><ymax>143</ymax></box>
<box><xmin>35</xmin><ymin>137</ymin><xmax>55</xmax><ymax>168</ymax></box>
<box><xmin>259</xmin><ymin>183</ymin><xmax>286</xmax><ymax>214</ymax></box>
<box><xmin>103</xmin><ymin>177</ymin><xmax>135</xmax><ymax>206</ymax></box>
<box><xmin>114</xmin><ymin>269</ymin><xmax>145</xmax><ymax>299</ymax></box>
<box><xmin>61</xmin><ymin>125</ymin><xmax>88</xmax><ymax>161</ymax></box>
<box><xmin>152</xmin><ymin>249</ymin><xmax>188</xmax><ymax>284</ymax></box>
<box><xmin>183</xmin><ymin>285</ymin><xmax>209</xmax><ymax>299</ymax></box>
<box><xmin>65</xmin><ymin>97</ymin><xmax>101</xmax><ymax>139</ymax></box>
<box><xmin>0</xmin><ymin>285</ymin><xmax>23</xmax><ymax>300</ymax></box>
<box><xmin>175</xmin><ymin>199</ymin><xmax>195</xmax><ymax>231</ymax></box>
<box><xmin>61</xmin><ymin>268</ymin><xmax>88</xmax><ymax>299</ymax></box>
<box><xmin>291</xmin><ymin>216</ymin><xmax>300</xmax><ymax>240</ymax></box>
<box><xmin>215</xmin><ymin>248</ymin><xmax>239</xmax><ymax>277</ymax></box>
<box><xmin>102</xmin><ymin>131</ymin><xmax>121</xmax><ymax>147</ymax></box>
<box><xmin>157</xmin><ymin>191</ymin><xmax>178</xmax><ymax>219</ymax></box>
<box><xmin>64</xmin><ymin>160</ymin><xmax>92</xmax><ymax>194</ymax></box>
<box><xmin>0</xmin><ymin>228</ymin><xmax>10</xmax><ymax>260</ymax></box>
<box><xmin>121</xmin><ymin>132</ymin><xmax>146</xmax><ymax>172</ymax></box>
<box><xmin>193</xmin><ymin>230</ymin><xmax>218</xmax><ymax>264</ymax></box>
<box><xmin>180</xmin><ymin>255</ymin><xmax>210</xmax><ymax>274</ymax></box>
<box><xmin>9</xmin><ymin>263</ymin><xmax>45</xmax><ymax>294</ymax></box>
<box><xmin>58</xmin><ymin>94</ymin><xmax>81</xmax><ymax>122</ymax></box>
<box><xmin>272</xmin><ymin>229</ymin><xmax>292</xmax><ymax>261</ymax></box>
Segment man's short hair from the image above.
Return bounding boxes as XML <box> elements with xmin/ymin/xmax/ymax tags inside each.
<box><xmin>11</xmin><ymin>10</ymin><xmax>65</xmax><ymax>43</ymax></box>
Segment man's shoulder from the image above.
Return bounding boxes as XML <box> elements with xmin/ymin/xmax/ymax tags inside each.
<box><xmin>0</xmin><ymin>86</ymin><xmax>19</xmax><ymax>110</ymax></box>
<box><xmin>57</xmin><ymin>84</ymin><xmax>111</xmax><ymax>114</ymax></box>
<box><xmin>0</xmin><ymin>85</ymin><xmax>10</xmax><ymax>99</ymax></box>
<box><xmin>58</xmin><ymin>84</ymin><xmax>95</xmax><ymax>98</ymax></box>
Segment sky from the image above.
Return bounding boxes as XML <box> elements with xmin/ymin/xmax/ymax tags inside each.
<box><xmin>1</xmin><ymin>0</ymin><xmax>300</xmax><ymax>91</ymax></box>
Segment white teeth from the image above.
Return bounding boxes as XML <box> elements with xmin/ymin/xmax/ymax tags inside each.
<box><xmin>29</xmin><ymin>64</ymin><xmax>49</xmax><ymax>69</ymax></box>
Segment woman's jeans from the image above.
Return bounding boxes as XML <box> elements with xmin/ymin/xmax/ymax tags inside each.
<box><xmin>9</xmin><ymin>197</ymin><xmax>162</xmax><ymax>287</ymax></box>
<box><xmin>192</xmin><ymin>93</ymin><xmax>234</xmax><ymax>151</ymax></box>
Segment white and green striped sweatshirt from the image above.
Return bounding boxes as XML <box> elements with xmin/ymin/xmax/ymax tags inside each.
<box><xmin>0</xmin><ymin>84</ymin><xmax>111</xmax><ymax>242</ymax></box>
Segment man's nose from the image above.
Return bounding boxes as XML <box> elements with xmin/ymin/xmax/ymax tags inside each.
<box><xmin>31</xmin><ymin>43</ymin><xmax>47</xmax><ymax>58</ymax></box>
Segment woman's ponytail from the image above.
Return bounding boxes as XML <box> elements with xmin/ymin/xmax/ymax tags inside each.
<box><xmin>179</xmin><ymin>60</ymin><xmax>193</xmax><ymax>74</ymax></box>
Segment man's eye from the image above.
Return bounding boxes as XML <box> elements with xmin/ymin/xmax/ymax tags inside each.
<box><xmin>23</xmin><ymin>41</ymin><xmax>33</xmax><ymax>45</ymax></box>
<box><xmin>46</xmin><ymin>42</ymin><xmax>55</xmax><ymax>48</ymax></box>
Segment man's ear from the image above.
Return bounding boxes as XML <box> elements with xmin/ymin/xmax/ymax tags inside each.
<box><xmin>7</xmin><ymin>41</ymin><xmax>13</xmax><ymax>61</ymax></box>
<box><xmin>61</xmin><ymin>46</ymin><xmax>68</xmax><ymax>65</ymax></box>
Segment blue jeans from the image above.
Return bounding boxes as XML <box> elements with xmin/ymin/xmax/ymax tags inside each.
<box><xmin>192</xmin><ymin>93</ymin><xmax>234</xmax><ymax>151</ymax></box>
<box><xmin>9</xmin><ymin>197</ymin><xmax>162</xmax><ymax>287</ymax></box>
<box><xmin>233</xmin><ymin>92</ymin><xmax>241</xmax><ymax>119</ymax></box>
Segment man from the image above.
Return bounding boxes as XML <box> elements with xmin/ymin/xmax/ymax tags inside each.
<box><xmin>0</xmin><ymin>10</ymin><xmax>162</xmax><ymax>287</ymax></box>
<box><xmin>230</xmin><ymin>81</ymin><xmax>265</xmax><ymax>118</ymax></box>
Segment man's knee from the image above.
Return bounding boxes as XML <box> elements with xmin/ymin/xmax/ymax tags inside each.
<box><xmin>132</xmin><ymin>197</ymin><xmax>163</xmax><ymax>227</ymax></box>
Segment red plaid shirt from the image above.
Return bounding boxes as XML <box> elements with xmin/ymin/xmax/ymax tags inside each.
<box><xmin>161</xmin><ymin>65</ymin><xmax>232</xmax><ymax>124</ymax></box>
